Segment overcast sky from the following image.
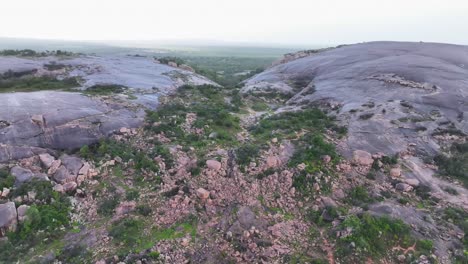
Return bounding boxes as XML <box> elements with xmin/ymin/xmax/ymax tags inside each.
<box><xmin>1</xmin><ymin>0</ymin><xmax>467</xmax><ymax>46</ymax></box>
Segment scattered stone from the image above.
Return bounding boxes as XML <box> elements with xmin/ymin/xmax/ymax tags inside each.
<box><xmin>206</xmin><ymin>160</ymin><xmax>222</xmax><ymax>170</ymax></box>
<box><xmin>78</xmin><ymin>162</ymin><xmax>91</xmax><ymax>177</ymax></box>
<box><xmin>181</xmin><ymin>237</ymin><xmax>190</xmax><ymax>246</ymax></box>
<box><xmin>17</xmin><ymin>205</ymin><xmax>30</xmax><ymax>223</ymax></box>
<box><xmin>208</xmin><ymin>132</ymin><xmax>218</xmax><ymax>139</ymax></box>
<box><xmin>115</xmin><ymin>201</ymin><xmax>137</xmax><ymax>215</ymax></box>
<box><xmin>266</xmin><ymin>156</ymin><xmax>280</xmax><ymax>168</ymax></box>
<box><xmin>0</xmin><ymin>202</ymin><xmax>17</xmax><ymax>235</ymax></box>
<box><xmin>352</xmin><ymin>150</ymin><xmax>374</xmax><ymax>166</ymax></box>
<box><xmin>405</xmin><ymin>178</ymin><xmax>420</xmax><ymax>187</ymax></box>
<box><xmin>39</xmin><ymin>153</ymin><xmax>55</xmax><ymax>168</ymax></box>
<box><xmin>10</xmin><ymin>166</ymin><xmax>34</xmax><ymax>185</ymax></box>
<box><xmin>31</xmin><ymin>114</ymin><xmax>45</xmax><ymax>127</ymax></box>
<box><xmin>397</xmin><ymin>254</ymin><xmax>406</xmax><ymax>262</ymax></box>
<box><xmin>60</xmin><ymin>155</ymin><xmax>84</xmax><ymax>176</ymax></box>
<box><xmin>1</xmin><ymin>188</ymin><xmax>10</xmax><ymax>197</ymax></box>
<box><xmin>63</xmin><ymin>181</ymin><xmax>78</xmax><ymax>192</ymax></box>
<box><xmin>48</xmin><ymin>159</ymin><xmax>62</xmax><ymax>175</ymax></box>
<box><xmin>322</xmin><ymin>155</ymin><xmax>332</xmax><ymax>164</ymax></box>
<box><xmin>395</xmin><ymin>183</ymin><xmax>413</xmax><ymax>192</ymax></box>
<box><xmin>53</xmin><ymin>184</ymin><xmax>64</xmax><ymax>193</ymax></box>
<box><xmin>53</xmin><ymin>166</ymin><xmax>76</xmax><ymax>184</ymax></box>
<box><xmin>196</xmin><ymin>188</ymin><xmax>210</xmax><ymax>200</ymax></box>
<box><xmin>10</xmin><ymin>166</ymin><xmax>48</xmax><ymax>186</ymax></box>
<box><xmin>179</xmin><ymin>64</ymin><xmax>195</xmax><ymax>72</ymax></box>
<box><xmin>271</xmin><ymin>138</ymin><xmax>278</xmax><ymax>143</ymax></box>
<box><xmin>390</xmin><ymin>168</ymin><xmax>401</xmax><ymax>177</ymax></box>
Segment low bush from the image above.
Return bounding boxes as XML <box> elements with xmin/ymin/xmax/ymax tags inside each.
<box><xmin>434</xmin><ymin>142</ymin><xmax>468</xmax><ymax>187</ymax></box>
<box><xmin>84</xmin><ymin>84</ymin><xmax>127</xmax><ymax>95</ymax></box>
<box><xmin>235</xmin><ymin>144</ymin><xmax>260</xmax><ymax>167</ymax></box>
<box><xmin>0</xmin><ymin>168</ymin><xmax>14</xmax><ymax>189</ymax></box>
<box><xmin>337</xmin><ymin>214</ymin><xmax>414</xmax><ymax>259</ymax></box>
<box><xmin>98</xmin><ymin>196</ymin><xmax>120</xmax><ymax>216</ymax></box>
<box><xmin>348</xmin><ymin>186</ymin><xmax>372</xmax><ymax>206</ymax></box>
<box><xmin>0</xmin><ymin>76</ymin><xmax>79</xmax><ymax>92</ymax></box>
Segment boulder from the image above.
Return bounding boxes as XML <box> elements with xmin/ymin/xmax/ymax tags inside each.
<box><xmin>1</xmin><ymin>188</ymin><xmax>10</xmax><ymax>197</ymax></box>
<box><xmin>322</xmin><ymin>155</ymin><xmax>332</xmax><ymax>164</ymax></box>
<box><xmin>405</xmin><ymin>179</ymin><xmax>420</xmax><ymax>187</ymax></box>
<box><xmin>39</xmin><ymin>153</ymin><xmax>55</xmax><ymax>168</ymax></box>
<box><xmin>352</xmin><ymin>150</ymin><xmax>374</xmax><ymax>166</ymax></box>
<box><xmin>10</xmin><ymin>166</ymin><xmax>34</xmax><ymax>184</ymax></box>
<box><xmin>206</xmin><ymin>160</ymin><xmax>222</xmax><ymax>170</ymax></box>
<box><xmin>266</xmin><ymin>156</ymin><xmax>280</xmax><ymax>168</ymax></box>
<box><xmin>179</xmin><ymin>64</ymin><xmax>195</xmax><ymax>72</ymax></box>
<box><xmin>17</xmin><ymin>205</ymin><xmax>30</xmax><ymax>223</ymax></box>
<box><xmin>53</xmin><ymin>184</ymin><xmax>64</xmax><ymax>193</ymax></box>
<box><xmin>196</xmin><ymin>188</ymin><xmax>210</xmax><ymax>200</ymax></box>
<box><xmin>115</xmin><ymin>201</ymin><xmax>137</xmax><ymax>215</ymax></box>
<box><xmin>60</xmin><ymin>155</ymin><xmax>83</xmax><ymax>176</ymax></box>
<box><xmin>78</xmin><ymin>162</ymin><xmax>91</xmax><ymax>177</ymax></box>
<box><xmin>63</xmin><ymin>181</ymin><xmax>78</xmax><ymax>192</ymax></box>
<box><xmin>53</xmin><ymin>166</ymin><xmax>76</xmax><ymax>184</ymax></box>
<box><xmin>31</xmin><ymin>114</ymin><xmax>45</xmax><ymax>127</ymax></box>
<box><xmin>396</xmin><ymin>183</ymin><xmax>413</xmax><ymax>192</ymax></box>
<box><xmin>48</xmin><ymin>159</ymin><xmax>62</xmax><ymax>175</ymax></box>
<box><xmin>10</xmin><ymin>166</ymin><xmax>49</xmax><ymax>186</ymax></box>
<box><xmin>390</xmin><ymin>168</ymin><xmax>401</xmax><ymax>177</ymax></box>
<box><xmin>0</xmin><ymin>202</ymin><xmax>17</xmax><ymax>235</ymax></box>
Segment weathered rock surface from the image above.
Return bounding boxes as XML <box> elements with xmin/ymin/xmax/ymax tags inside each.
<box><xmin>243</xmin><ymin>41</ymin><xmax>468</xmax><ymax>156</ymax></box>
<box><xmin>0</xmin><ymin>55</ymin><xmax>216</xmax><ymax>151</ymax></box>
<box><xmin>0</xmin><ymin>144</ymin><xmax>50</xmax><ymax>163</ymax></box>
<box><xmin>10</xmin><ymin>166</ymin><xmax>48</xmax><ymax>186</ymax></box>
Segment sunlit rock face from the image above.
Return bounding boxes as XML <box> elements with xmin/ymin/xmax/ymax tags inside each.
<box><xmin>243</xmin><ymin>41</ymin><xmax>468</xmax><ymax>156</ymax></box>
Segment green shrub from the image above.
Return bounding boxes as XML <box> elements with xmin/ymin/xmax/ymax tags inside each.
<box><xmin>0</xmin><ymin>76</ymin><xmax>79</xmax><ymax>92</ymax></box>
<box><xmin>84</xmin><ymin>84</ymin><xmax>127</xmax><ymax>95</ymax></box>
<box><xmin>98</xmin><ymin>196</ymin><xmax>120</xmax><ymax>216</ymax></box>
<box><xmin>416</xmin><ymin>239</ymin><xmax>433</xmax><ymax>253</ymax></box>
<box><xmin>337</xmin><ymin>213</ymin><xmax>413</xmax><ymax>259</ymax></box>
<box><xmin>349</xmin><ymin>186</ymin><xmax>372</xmax><ymax>205</ymax></box>
<box><xmin>109</xmin><ymin>218</ymin><xmax>145</xmax><ymax>247</ymax></box>
<box><xmin>235</xmin><ymin>144</ymin><xmax>260</xmax><ymax>166</ymax></box>
<box><xmin>126</xmin><ymin>189</ymin><xmax>140</xmax><ymax>201</ymax></box>
<box><xmin>136</xmin><ymin>205</ymin><xmax>152</xmax><ymax>216</ymax></box>
<box><xmin>289</xmin><ymin>134</ymin><xmax>338</xmax><ymax>172</ymax></box>
<box><xmin>434</xmin><ymin>142</ymin><xmax>468</xmax><ymax>187</ymax></box>
<box><xmin>0</xmin><ymin>168</ymin><xmax>14</xmax><ymax>189</ymax></box>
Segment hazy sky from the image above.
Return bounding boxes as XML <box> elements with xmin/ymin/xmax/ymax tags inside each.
<box><xmin>1</xmin><ymin>0</ymin><xmax>468</xmax><ymax>46</ymax></box>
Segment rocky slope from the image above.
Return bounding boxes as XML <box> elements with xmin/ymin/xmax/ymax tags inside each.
<box><xmin>243</xmin><ymin>41</ymin><xmax>468</xmax><ymax>209</ymax></box>
<box><xmin>0</xmin><ymin>44</ymin><xmax>467</xmax><ymax>264</ymax></box>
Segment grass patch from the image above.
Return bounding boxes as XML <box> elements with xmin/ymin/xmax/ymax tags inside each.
<box><xmin>434</xmin><ymin>142</ymin><xmax>468</xmax><ymax>187</ymax></box>
<box><xmin>0</xmin><ymin>168</ymin><xmax>14</xmax><ymax>189</ymax></box>
<box><xmin>337</xmin><ymin>213</ymin><xmax>426</xmax><ymax>260</ymax></box>
<box><xmin>0</xmin><ymin>76</ymin><xmax>79</xmax><ymax>93</ymax></box>
<box><xmin>108</xmin><ymin>216</ymin><xmax>197</xmax><ymax>255</ymax></box>
<box><xmin>84</xmin><ymin>84</ymin><xmax>127</xmax><ymax>95</ymax></box>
